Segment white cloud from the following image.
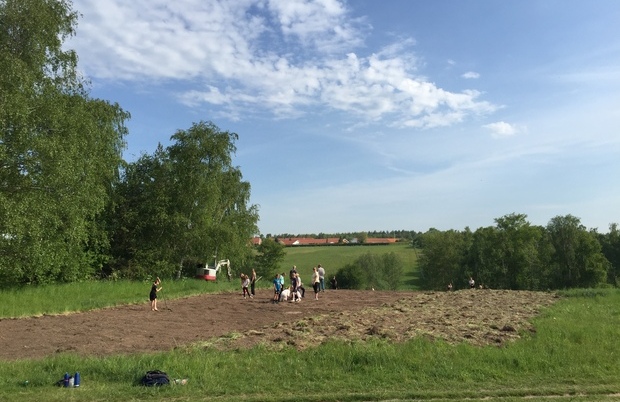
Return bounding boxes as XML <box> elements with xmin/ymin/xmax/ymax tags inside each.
<box><xmin>462</xmin><ymin>71</ymin><xmax>480</xmax><ymax>79</ymax></box>
<box><xmin>266</xmin><ymin>0</ymin><xmax>366</xmax><ymax>52</ymax></box>
<box><xmin>483</xmin><ymin>121</ymin><xmax>524</xmax><ymax>138</ymax></box>
<box><xmin>69</xmin><ymin>0</ymin><xmax>497</xmax><ymax>129</ymax></box>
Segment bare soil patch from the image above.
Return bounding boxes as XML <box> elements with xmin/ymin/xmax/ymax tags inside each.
<box><xmin>0</xmin><ymin>289</ymin><xmax>559</xmax><ymax>361</ymax></box>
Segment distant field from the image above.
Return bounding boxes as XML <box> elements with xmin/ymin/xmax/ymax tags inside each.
<box><xmin>278</xmin><ymin>242</ymin><xmax>421</xmax><ymax>290</ymax></box>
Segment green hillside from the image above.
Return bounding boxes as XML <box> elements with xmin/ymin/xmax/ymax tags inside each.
<box><xmin>277</xmin><ymin>242</ymin><xmax>421</xmax><ymax>290</ymax></box>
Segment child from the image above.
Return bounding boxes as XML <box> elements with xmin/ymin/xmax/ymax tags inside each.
<box><xmin>241</xmin><ymin>274</ymin><xmax>252</xmax><ymax>299</ymax></box>
<box><xmin>279</xmin><ymin>273</ymin><xmax>285</xmax><ymax>293</ymax></box>
<box><xmin>149</xmin><ymin>277</ymin><xmax>162</xmax><ymax>311</ymax></box>
<box><xmin>272</xmin><ymin>274</ymin><xmax>282</xmax><ymax>303</ymax></box>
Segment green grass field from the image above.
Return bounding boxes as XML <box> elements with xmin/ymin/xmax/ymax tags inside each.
<box><xmin>279</xmin><ymin>242</ymin><xmax>421</xmax><ymax>290</ymax></box>
<box><xmin>2</xmin><ymin>289</ymin><xmax>620</xmax><ymax>401</ymax></box>
<box><xmin>1</xmin><ymin>247</ymin><xmax>620</xmax><ymax>401</ymax></box>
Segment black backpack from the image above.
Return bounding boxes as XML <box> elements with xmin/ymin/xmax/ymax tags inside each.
<box><xmin>140</xmin><ymin>370</ymin><xmax>170</xmax><ymax>386</ymax></box>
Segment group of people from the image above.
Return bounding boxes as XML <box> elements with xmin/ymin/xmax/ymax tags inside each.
<box><xmin>271</xmin><ymin>264</ymin><xmax>329</xmax><ymax>303</ymax></box>
<box><xmin>148</xmin><ymin>265</ymin><xmax>335</xmax><ymax>310</ymax></box>
<box><xmin>446</xmin><ymin>277</ymin><xmax>479</xmax><ymax>291</ymax></box>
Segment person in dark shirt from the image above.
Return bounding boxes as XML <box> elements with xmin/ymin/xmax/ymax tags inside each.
<box><xmin>149</xmin><ymin>277</ymin><xmax>162</xmax><ymax>311</ymax></box>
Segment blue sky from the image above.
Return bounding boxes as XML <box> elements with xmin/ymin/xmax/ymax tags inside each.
<box><xmin>66</xmin><ymin>0</ymin><xmax>620</xmax><ymax>235</ymax></box>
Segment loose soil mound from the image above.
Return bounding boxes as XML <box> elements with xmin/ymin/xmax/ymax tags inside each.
<box><xmin>0</xmin><ymin>289</ymin><xmax>559</xmax><ymax>361</ymax></box>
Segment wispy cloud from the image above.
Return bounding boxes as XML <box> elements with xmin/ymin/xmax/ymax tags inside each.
<box><xmin>462</xmin><ymin>71</ymin><xmax>480</xmax><ymax>79</ymax></box>
<box><xmin>483</xmin><ymin>121</ymin><xmax>524</xmax><ymax>138</ymax></box>
<box><xmin>266</xmin><ymin>0</ymin><xmax>366</xmax><ymax>52</ymax></box>
<box><xmin>69</xmin><ymin>0</ymin><xmax>497</xmax><ymax>128</ymax></box>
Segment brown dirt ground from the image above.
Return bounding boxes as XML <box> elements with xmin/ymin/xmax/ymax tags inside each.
<box><xmin>0</xmin><ymin>289</ymin><xmax>560</xmax><ymax>361</ymax></box>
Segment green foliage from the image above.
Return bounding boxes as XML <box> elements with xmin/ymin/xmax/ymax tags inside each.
<box><xmin>381</xmin><ymin>252</ymin><xmax>404</xmax><ymax>290</ymax></box>
<box><xmin>0</xmin><ymin>0</ymin><xmax>129</xmax><ymax>286</ymax></box>
<box><xmin>546</xmin><ymin>214</ymin><xmax>608</xmax><ymax>288</ymax></box>
<box><xmin>465</xmin><ymin>214</ymin><xmax>549</xmax><ymax>290</ymax></box>
<box><xmin>336</xmin><ymin>262</ymin><xmax>366</xmax><ymax>289</ymax></box>
<box><xmin>253</xmin><ymin>238</ymin><xmax>286</xmax><ymax>278</ymax></box>
<box><xmin>108</xmin><ymin>121</ymin><xmax>258</xmax><ymax>280</ymax></box>
<box><xmin>597</xmin><ymin>223</ymin><xmax>620</xmax><ymax>285</ymax></box>
<box><xmin>418</xmin><ymin>229</ymin><xmax>469</xmax><ymax>290</ymax></box>
<box><xmin>419</xmin><ymin>213</ymin><xmax>611</xmax><ymax>291</ymax></box>
<box><xmin>335</xmin><ymin>252</ymin><xmax>404</xmax><ymax>290</ymax></box>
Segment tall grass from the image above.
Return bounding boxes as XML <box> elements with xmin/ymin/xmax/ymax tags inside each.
<box><xmin>2</xmin><ymin>289</ymin><xmax>620</xmax><ymax>401</ymax></box>
<box><xmin>0</xmin><ymin>278</ymin><xmax>239</xmax><ymax>319</ymax></box>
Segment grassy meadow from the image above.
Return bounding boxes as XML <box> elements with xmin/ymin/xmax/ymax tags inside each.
<box><xmin>0</xmin><ymin>278</ymin><xmax>238</xmax><ymax>319</ymax></box>
<box><xmin>279</xmin><ymin>242</ymin><xmax>421</xmax><ymax>290</ymax></box>
<box><xmin>1</xmin><ymin>246</ymin><xmax>620</xmax><ymax>401</ymax></box>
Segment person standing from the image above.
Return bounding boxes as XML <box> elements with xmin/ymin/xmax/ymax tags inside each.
<box><xmin>469</xmin><ymin>277</ymin><xmax>475</xmax><ymax>289</ymax></box>
<box><xmin>279</xmin><ymin>272</ymin><xmax>285</xmax><ymax>295</ymax></box>
<box><xmin>250</xmin><ymin>269</ymin><xmax>257</xmax><ymax>296</ymax></box>
<box><xmin>330</xmin><ymin>276</ymin><xmax>337</xmax><ymax>290</ymax></box>
<box><xmin>317</xmin><ymin>264</ymin><xmax>326</xmax><ymax>292</ymax></box>
<box><xmin>312</xmin><ymin>267</ymin><xmax>320</xmax><ymax>300</ymax></box>
<box><xmin>272</xmin><ymin>274</ymin><xmax>282</xmax><ymax>303</ymax></box>
<box><xmin>290</xmin><ymin>268</ymin><xmax>298</xmax><ymax>296</ymax></box>
<box><xmin>149</xmin><ymin>277</ymin><xmax>162</xmax><ymax>311</ymax></box>
<box><xmin>241</xmin><ymin>274</ymin><xmax>252</xmax><ymax>299</ymax></box>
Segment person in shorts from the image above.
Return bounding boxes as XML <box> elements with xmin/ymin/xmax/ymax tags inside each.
<box><xmin>149</xmin><ymin>277</ymin><xmax>162</xmax><ymax>311</ymax></box>
<box><xmin>272</xmin><ymin>274</ymin><xmax>282</xmax><ymax>303</ymax></box>
<box><xmin>312</xmin><ymin>267</ymin><xmax>320</xmax><ymax>300</ymax></box>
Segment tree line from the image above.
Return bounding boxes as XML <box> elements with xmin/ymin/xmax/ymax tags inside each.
<box><xmin>417</xmin><ymin>213</ymin><xmax>620</xmax><ymax>291</ymax></box>
<box><xmin>0</xmin><ymin>0</ymin><xmax>258</xmax><ymax>286</ymax></box>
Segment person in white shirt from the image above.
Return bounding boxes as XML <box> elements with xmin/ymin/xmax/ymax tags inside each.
<box><xmin>317</xmin><ymin>264</ymin><xmax>325</xmax><ymax>292</ymax></box>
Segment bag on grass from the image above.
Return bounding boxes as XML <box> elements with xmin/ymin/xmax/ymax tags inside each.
<box><xmin>140</xmin><ymin>370</ymin><xmax>170</xmax><ymax>386</ymax></box>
